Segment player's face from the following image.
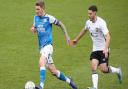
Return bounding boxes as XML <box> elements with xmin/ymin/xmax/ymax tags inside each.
<box><xmin>35</xmin><ymin>6</ymin><xmax>44</xmax><ymax>16</ymax></box>
<box><xmin>88</xmin><ymin>10</ymin><xmax>96</xmax><ymax>21</ymax></box>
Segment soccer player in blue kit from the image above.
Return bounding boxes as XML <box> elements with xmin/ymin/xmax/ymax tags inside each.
<box><xmin>30</xmin><ymin>0</ymin><xmax>77</xmax><ymax>89</ymax></box>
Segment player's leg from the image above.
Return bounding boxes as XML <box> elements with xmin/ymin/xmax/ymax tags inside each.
<box><xmin>48</xmin><ymin>64</ymin><xmax>77</xmax><ymax>89</ymax></box>
<box><xmin>87</xmin><ymin>59</ymin><xmax>99</xmax><ymax>89</ymax></box>
<box><xmin>43</xmin><ymin>44</ymin><xmax>69</xmax><ymax>82</ymax></box>
<box><xmin>36</xmin><ymin>45</ymin><xmax>52</xmax><ymax>89</ymax></box>
<box><xmin>99</xmin><ymin>52</ymin><xmax>122</xmax><ymax>83</ymax></box>
<box><xmin>35</xmin><ymin>55</ymin><xmax>47</xmax><ymax>89</ymax></box>
<box><xmin>99</xmin><ymin>63</ymin><xmax>109</xmax><ymax>73</ymax></box>
<box><xmin>38</xmin><ymin>55</ymin><xmax>47</xmax><ymax>89</ymax></box>
<box><xmin>87</xmin><ymin>51</ymin><xmax>99</xmax><ymax>89</ymax></box>
<box><xmin>109</xmin><ymin>66</ymin><xmax>122</xmax><ymax>83</ymax></box>
<box><xmin>99</xmin><ymin>63</ymin><xmax>122</xmax><ymax>83</ymax></box>
<box><xmin>90</xmin><ymin>59</ymin><xmax>99</xmax><ymax>89</ymax></box>
<box><xmin>48</xmin><ymin>64</ymin><xmax>69</xmax><ymax>82</ymax></box>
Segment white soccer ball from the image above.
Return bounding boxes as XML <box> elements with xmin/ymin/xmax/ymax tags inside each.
<box><xmin>25</xmin><ymin>81</ymin><xmax>35</xmax><ymax>89</ymax></box>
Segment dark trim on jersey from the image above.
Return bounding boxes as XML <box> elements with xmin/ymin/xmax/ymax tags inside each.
<box><xmin>103</xmin><ymin>33</ymin><xmax>106</xmax><ymax>42</ymax></box>
<box><xmin>53</xmin><ymin>20</ymin><xmax>59</xmax><ymax>25</ymax></box>
<box><xmin>40</xmin><ymin>43</ymin><xmax>52</xmax><ymax>50</ymax></box>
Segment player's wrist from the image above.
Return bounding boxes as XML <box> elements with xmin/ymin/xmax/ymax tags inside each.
<box><xmin>104</xmin><ymin>48</ymin><xmax>108</xmax><ymax>53</ymax></box>
<box><xmin>73</xmin><ymin>39</ymin><xmax>78</xmax><ymax>44</ymax></box>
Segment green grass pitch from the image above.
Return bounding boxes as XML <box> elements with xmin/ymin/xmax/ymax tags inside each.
<box><xmin>0</xmin><ymin>0</ymin><xmax>127</xmax><ymax>89</ymax></box>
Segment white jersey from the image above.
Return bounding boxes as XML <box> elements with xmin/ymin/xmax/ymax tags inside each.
<box><xmin>84</xmin><ymin>16</ymin><xmax>109</xmax><ymax>51</ymax></box>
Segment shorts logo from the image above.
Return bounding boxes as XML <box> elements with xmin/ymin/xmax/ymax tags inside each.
<box><xmin>102</xmin><ymin>58</ymin><xmax>105</xmax><ymax>61</ymax></box>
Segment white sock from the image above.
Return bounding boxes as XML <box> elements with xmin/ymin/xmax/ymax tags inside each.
<box><xmin>92</xmin><ymin>74</ymin><xmax>98</xmax><ymax>89</ymax></box>
<box><xmin>40</xmin><ymin>82</ymin><xmax>44</xmax><ymax>89</ymax></box>
<box><xmin>109</xmin><ymin>66</ymin><xmax>119</xmax><ymax>73</ymax></box>
<box><xmin>66</xmin><ymin>77</ymin><xmax>71</xmax><ymax>84</ymax></box>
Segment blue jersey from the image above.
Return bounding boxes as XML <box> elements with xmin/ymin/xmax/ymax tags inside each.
<box><xmin>33</xmin><ymin>14</ymin><xmax>59</xmax><ymax>49</ymax></box>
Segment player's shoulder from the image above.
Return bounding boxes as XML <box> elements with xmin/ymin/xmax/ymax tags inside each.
<box><xmin>45</xmin><ymin>14</ymin><xmax>56</xmax><ymax>19</ymax></box>
<box><xmin>97</xmin><ymin>16</ymin><xmax>106</xmax><ymax>24</ymax></box>
<box><xmin>34</xmin><ymin>15</ymin><xmax>38</xmax><ymax>18</ymax></box>
<box><xmin>86</xmin><ymin>19</ymin><xmax>90</xmax><ymax>23</ymax></box>
<box><xmin>33</xmin><ymin>15</ymin><xmax>40</xmax><ymax>21</ymax></box>
<box><xmin>86</xmin><ymin>19</ymin><xmax>91</xmax><ymax>25</ymax></box>
<box><xmin>85</xmin><ymin>19</ymin><xmax>93</xmax><ymax>27</ymax></box>
<box><xmin>45</xmin><ymin>14</ymin><xmax>52</xmax><ymax>17</ymax></box>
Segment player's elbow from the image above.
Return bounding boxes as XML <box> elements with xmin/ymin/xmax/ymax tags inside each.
<box><xmin>106</xmin><ymin>32</ymin><xmax>111</xmax><ymax>40</ymax></box>
<box><xmin>57</xmin><ymin>21</ymin><xmax>63</xmax><ymax>27</ymax></box>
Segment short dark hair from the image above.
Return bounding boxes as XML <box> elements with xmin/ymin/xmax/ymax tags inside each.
<box><xmin>35</xmin><ymin>0</ymin><xmax>45</xmax><ymax>9</ymax></box>
<box><xmin>88</xmin><ymin>5</ymin><xmax>98</xmax><ymax>12</ymax></box>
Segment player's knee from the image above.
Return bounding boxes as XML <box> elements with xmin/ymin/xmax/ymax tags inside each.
<box><xmin>100</xmin><ymin>67</ymin><xmax>109</xmax><ymax>73</ymax></box>
<box><xmin>51</xmin><ymin>71</ymin><xmax>56</xmax><ymax>75</ymax></box>
<box><xmin>39</xmin><ymin>61</ymin><xmax>45</xmax><ymax>67</ymax></box>
<box><xmin>92</xmin><ymin>70</ymin><xmax>97</xmax><ymax>74</ymax></box>
<box><xmin>50</xmin><ymin>69</ymin><xmax>58</xmax><ymax>76</ymax></box>
<box><xmin>39</xmin><ymin>57</ymin><xmax>46</xmax><ymax>67</ymax></box>
<box><xmin>51</xmin><ymin>72</ymin><xmax>56</xmax><ymax>76</ymax></box>
<box><xmin>91</xmin><ymin>64</ymin><xmax>98</xmax><ymax>71</ymax></box>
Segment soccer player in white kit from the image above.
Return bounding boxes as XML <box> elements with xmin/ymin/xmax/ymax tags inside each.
<box><xmin>70</xmin><ymin>5</ymin><xmax>122</xmax><ymax>89</ymax></box>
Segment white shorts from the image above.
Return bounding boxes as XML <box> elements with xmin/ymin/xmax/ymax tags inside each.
<box><xmin>40</xmin><ymin>44</ymin><xmax>53</xmax><ymax>64</ymax></box>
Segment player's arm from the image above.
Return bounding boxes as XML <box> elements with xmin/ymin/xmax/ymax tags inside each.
<box><xmin>101</xmin><ymin>20</ymin><xmax>110</xmax><ymax>57</ymax></box>
<box><xmin>71</xmin><ymin>28</ymin><xmax>88</xmax><ymax>45</ymax></box>
<box><xmin>105</xmin><ymin>32</ymin><xmax>110</xmax><ymax>50</ymax></box>
<box><xmin>31</xmin><ymin>16</ymin><xmax>37</xmax><ymax>33</ymax></box>
<box><xmin>49</xmin><ymin>15</ymin><xmax>70</xmax><ymax>44</ymax></box>
<box><xmin>31</xmin><ymin>25</ymin><xmax>37</xmax><ymax>33</ymax></box>
<box><xmin>103</xmin><ymin>32</ymin><xmax>110</xmax><ymax>57</ymax></box>
<box><xmin>56</xmin><ymin>21</ymin><xmax>70</xmax><ymax>45</ymax></box>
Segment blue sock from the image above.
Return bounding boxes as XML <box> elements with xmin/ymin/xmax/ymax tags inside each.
<box><xmin>58</xmin><ymin>72</ymin><xmax>67</xmax><ymax>81</ymax></box>
<box><xmin>40</xmin><ymin>67</ymin><xmax>46</xmax><ymax>88</ymax></box>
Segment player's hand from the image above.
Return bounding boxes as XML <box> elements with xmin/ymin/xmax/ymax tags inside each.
<box><xmin>103</xmin><ymin>48</ymin><xmax>108</xmax><ymax>58</ymax></box>
<box><xmin>31</xmin><ymin>26</ymin><xmax>36</xmax><ymax>33</ymax></box>
<box><xmin>69</xmin><ymin>40</ymin><xmax>77</xmax><ymax>46</ymax></box>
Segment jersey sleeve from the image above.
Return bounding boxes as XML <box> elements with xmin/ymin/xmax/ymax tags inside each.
<box><xmin>48</xmin><ymin>15</ymin><xmax>59</xmax><ymax>25</ymax></box>
<box><xmin>33</xmin><ymin>16</ymin><xmax>36</xmax><ymax>27</ymax></box>
<box><xmin>84</xmin><ymin>20</ymin><xmax>89</xmax><ymax>31</ymax></box>
<box><xmin>101</xmin><ymin>20</ymin><xmax>109</xmax><ymax>35</ymax></box>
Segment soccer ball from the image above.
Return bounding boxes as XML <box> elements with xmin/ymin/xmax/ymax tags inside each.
<box><xmin>25</xmin><ymin>81</ymin><xmax>35</xmax><ymax>89</ymax></box>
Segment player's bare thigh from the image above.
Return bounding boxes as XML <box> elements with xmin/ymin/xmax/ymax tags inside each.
<box><xmin>48</xmin><ymin>63</ymin><xmax>58</xmax><ymax>75</ymax></box>
<box><xmin>91</xmin><ymin>59</ymin><xmax>99</xmax><ymax>70</ymax></box>
<box><xmin>39</xmin><ymin>55</ymin><xmax>47</xmax><ymax>67</ymax></box>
